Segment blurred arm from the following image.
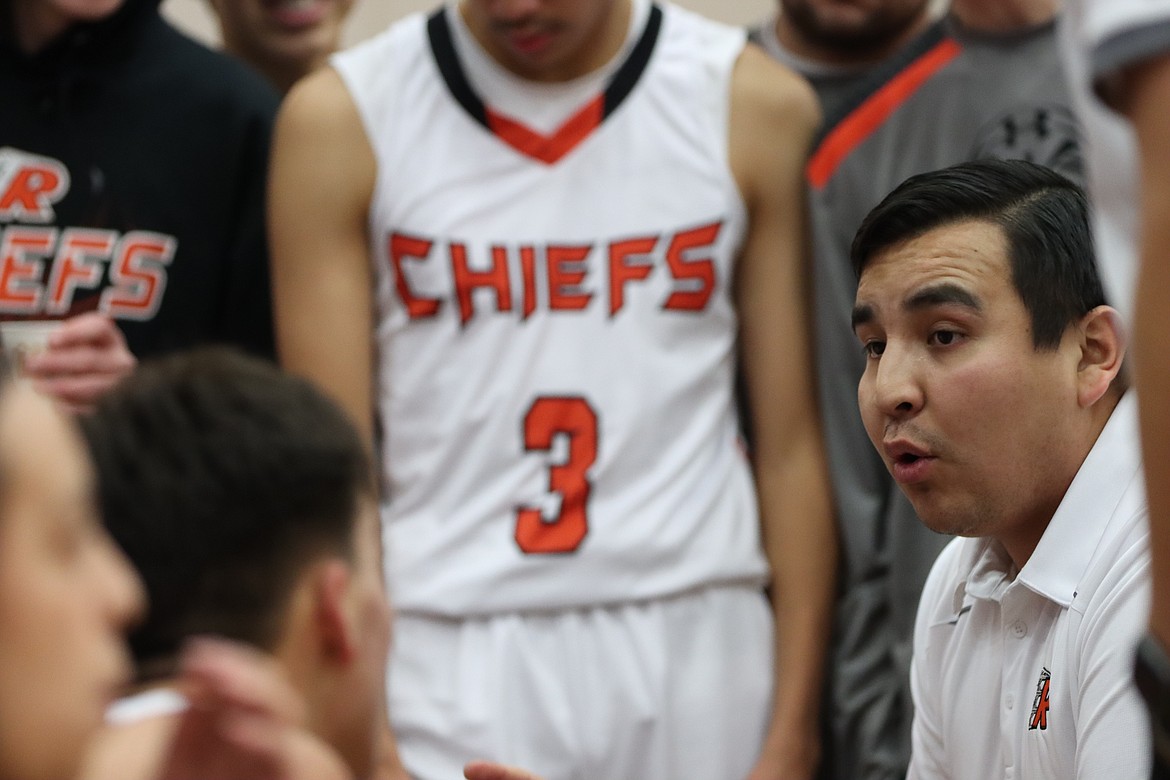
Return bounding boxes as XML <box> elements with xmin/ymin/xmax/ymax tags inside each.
<box><xmin>730</xmin><ymin>44</ymin><xmax>837</xmax><ymax>780</ymax></box>
<box><xmin>268</xmin><ymin>68</ymin><xmax>406</xmax><ymax>780</ymax></box>
<box><xmin>1113</xmin><ymin>52</ymin><xmax>1170</xmax><ymax>652</ymax></box>
<box><xmin>268</xmin><ymin>67</ymin><xmax>378</xmax><ymax>445</ymax></box>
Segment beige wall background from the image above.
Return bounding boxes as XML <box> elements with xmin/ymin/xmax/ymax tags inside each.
<box><xmin>162</xmin><ymin>0</ymin><xmax>776</xmax><ymax>48</ymax></box>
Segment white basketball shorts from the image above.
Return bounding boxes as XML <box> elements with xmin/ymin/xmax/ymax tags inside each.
<box><xmin>388</xmin><ymin>584</ymin><xmax>774</xmax><ymax>780</ymax></box>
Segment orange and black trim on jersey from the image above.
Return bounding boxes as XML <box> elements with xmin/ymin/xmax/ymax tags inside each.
<box><xmin>806</xmin><ymin>23</ymin><xmax>961</xmax><ymax>190</ymax></box>
<box><xmin>426</xmin><ymin>4</ymin><xmax>663</xmax><ymax>165</ymax></box>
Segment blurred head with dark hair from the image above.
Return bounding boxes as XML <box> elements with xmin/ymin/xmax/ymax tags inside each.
<box><xmin>850</xmin><ymin>159</ymin><xmax>1126</xmax><ymax>568</ymax></box>
<box><xmin>82</xmin><ymin>348</ymin><xmax>389</xmax><ymax>778</ymax></box>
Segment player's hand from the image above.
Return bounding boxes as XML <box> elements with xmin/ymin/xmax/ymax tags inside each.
<box><xmin>158</xmin><ymin>637</ymin><xmax>338</xmax><ymax>780</ymax></box>
<box><xmin>22</xmin><ymin>313</ymin><xmax>135</xmax><ymax>413</ymax></box>
<box><xmin>464</xmin><ymin>760</ymin><xmax>546</xmax><ymax>780</ymax></box>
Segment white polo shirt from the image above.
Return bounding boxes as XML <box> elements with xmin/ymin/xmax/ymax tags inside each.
<box><xmin>907</xmin><ymin>393</ymin><xmax>1151</xmax><ymax>780</ymax></box>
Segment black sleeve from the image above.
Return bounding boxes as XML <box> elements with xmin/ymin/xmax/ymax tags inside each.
<box><xmin>213</xmin><ymin>100</ymin><xmax>277</xmax><ymax>361</ymax></box>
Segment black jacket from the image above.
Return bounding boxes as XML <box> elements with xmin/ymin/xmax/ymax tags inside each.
<box><xmin>0</xmin><ymin>0</ymin><xmax>279</xmax><ymax>358</ymax></box>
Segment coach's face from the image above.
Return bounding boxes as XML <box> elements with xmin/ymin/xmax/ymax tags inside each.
<box><xmin>852</xmin><ymin>220</ymin><xmax>1088</xmax><ymax>563</ymax></box>
<box><xmin>461</xmin><ymin>0</ymin><xmax>625</xmax><ymax>82</ymax></box>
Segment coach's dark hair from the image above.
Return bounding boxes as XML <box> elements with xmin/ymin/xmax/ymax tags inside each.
<box><xmin>81</xmin><ymin>348</ymin><xmax>373</xmax><ymax>679</ymax></box>
<box><xmin>851</xmin><ymin>158</ymin><xmax>1106</xmax><ymax>350</ymax></box>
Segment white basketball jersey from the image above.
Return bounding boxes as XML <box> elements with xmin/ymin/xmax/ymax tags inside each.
<box><xmin>333</xmin><ymin>2</ymin><xmax>768</xmax><ymax>615</ymax></box>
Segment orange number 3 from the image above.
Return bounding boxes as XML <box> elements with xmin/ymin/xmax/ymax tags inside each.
<box><xmin>515</xmin><ymin>396</ymin><xmax>598</xmax><ymax>554</ymax></box>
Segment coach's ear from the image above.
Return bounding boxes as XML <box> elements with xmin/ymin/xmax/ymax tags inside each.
<box><xmin>1076</xmin><ymin>305</ymin><xmax>1126</xmax><ymax>407</ymax></box>
<box><xmin>314</xmin><ymin>559</ymin><xmax>359</xmax><ymax>666</ymax></box>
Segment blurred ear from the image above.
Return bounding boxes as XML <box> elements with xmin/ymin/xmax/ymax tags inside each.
<box><xmin>1075</xmin><ymin>305</ymin><xmax>1126</xmax><ymax>407</ymax></box>
<box><xmin>313</xmin><ymin>559</ymin><xmax>358</xmax><ymax>666</ymax></box>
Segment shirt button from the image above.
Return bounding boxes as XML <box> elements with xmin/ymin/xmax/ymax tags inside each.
<box><xmin>1006</xmin><ymin>694</ymin><xmax>1015</xmax><ymax>710</ymax></box>
<box><xmin>1011</xmin><ymin>620</ymin><xmax>1027</xmax><ymax>638</ymax></box>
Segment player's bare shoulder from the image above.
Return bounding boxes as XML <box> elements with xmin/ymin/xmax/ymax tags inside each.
<box><xmin>278</xmin><ymin>67</ymin><xmax>369</xmax><ymax>156</ymax></box>
<box><xmin>728</xmin><ymin>44</ymin><xmax>820</xmax><ymax>202</ymax></box>
<box><xmin>271</xmin><ymin>65</ymin><xmax>375</xmax><ymax>225</ymax></box>
<box><xmin>730</xmin><ymin>43</ymin><xmax>820</xmax><ymax>137</ymax></box>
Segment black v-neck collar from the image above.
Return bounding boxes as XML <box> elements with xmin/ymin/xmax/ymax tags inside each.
<box><xmin>426</xmin><ymin>4</ymin><xmax>664</xmax><ymax>164</ymax></box>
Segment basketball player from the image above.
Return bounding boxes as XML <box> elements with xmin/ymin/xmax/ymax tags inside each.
<box><xmin>0</xmin><ymin>380</ymin><xmax>144</xmax><ymax>780</ymax></box>
<box><xmin>207</xmin><ymin>0</ymin><xmax>355</xmax><ymax>93</ymax></box>
<box><xmin>83</xmin><ymin>350</ymin><xmax>393</xmax><ymax>780</ymax></box>
<box><xmin>79</xmin><ymin>349</ymin><xmax>391</xmax><ymax>780</ymax></box>
<box><xmin>270</xmin><ymin>1</ymin><xmax>836</xmax><ymax>778</ymax></box>
<box><xmin>0</xmin><ymin>376</ymin><xmax>317</xmax><ymax>780</ymax></box>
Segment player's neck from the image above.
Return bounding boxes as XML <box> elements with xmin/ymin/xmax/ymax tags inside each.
<box><xmin>773</xmin><ymin>11</ymin><xmax>930</xmax><ymax>68</ymax></box>
<box><xmin>950</xmin><ymin>0</ymin><xmax>1058</xmax><ymax>34</ymax></box>
<box><xmin>459</xmin><ymin>0</ymin><xmax>633</xmax><ymax>84</ymax></box>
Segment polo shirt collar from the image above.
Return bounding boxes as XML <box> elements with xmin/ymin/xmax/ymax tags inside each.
<box><xmin>952</xmin><ymin>392</ymin><xmax>1140</xmax><ymax>611</ymax></box>
<box><xmin>1018</xmin><ymin>391</ymin><xmax>1140</xmax><ymax>607</ymax></box>
<box><xmin>957</xmin><ymin>538</ymin><xmax>1013</xmax><ymax>608</ymax></box>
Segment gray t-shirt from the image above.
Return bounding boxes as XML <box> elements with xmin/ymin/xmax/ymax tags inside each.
<box><xmin>748</xmin><ymin>14</ymin><xmax>874</xmax><ymax>121</ymax></box>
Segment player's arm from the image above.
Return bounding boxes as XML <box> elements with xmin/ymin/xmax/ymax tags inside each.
<box><xmin>1111</xmin><ymin>52</ymin><xmax>1170</xmax><ymax>655</ymax></box>
<box><xmin>269</xmin><ymin>67</ymin><xmax>378</xmax><ymax>445</ymax></box>
<box><xmin>729</xmin><ymin>44</ymin><xmax>837</xmax><ymax>780</ymax></box>
<box><xmin>268</xmin><ymin>68</ymin><xmax>407</xmax><ymax>780</ymax></box>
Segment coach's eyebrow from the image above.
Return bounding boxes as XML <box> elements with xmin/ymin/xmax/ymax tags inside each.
<box><xmin>904</xmin><ymin>283</ymin><xmax>982</xmax><ymax>313</ymax></box>
<box><xmin>851</xmin><ymin>304</ymin><xmax>874</xmax><ymax>332</ymax></box>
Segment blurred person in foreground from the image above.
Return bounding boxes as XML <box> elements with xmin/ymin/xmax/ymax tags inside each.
<box><xmin>1060</xmin><ymin>1</ymin><xmax>1170</xmax><ymax>775</ymax></box>
<box><xmin>0</xmin><ymin>370</ymin><xmax>314</xmax><ymax>780</ymax></box>
<box><xmin>79</xmin><ymin>348</ymin><xmax>392</xmax><ymax>780</ymax></box>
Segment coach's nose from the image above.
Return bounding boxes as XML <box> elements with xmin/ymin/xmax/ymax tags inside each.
<box><xmin>861</xmin><ymin>343</ymin><xmax>924</xmax><ymax>422</ymax></box>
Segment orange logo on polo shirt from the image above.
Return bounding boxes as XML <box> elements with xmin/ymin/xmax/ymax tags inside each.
<box><xmin>1029</xmin><ymin>667</ymin><xmax>1051</xmax><ymax>731</ymax></box>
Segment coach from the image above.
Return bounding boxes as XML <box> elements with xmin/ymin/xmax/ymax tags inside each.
<box><xmin>849</xmin><ymin>158</ymin><xmax>1151</xmax><ymax>780</ymax></box>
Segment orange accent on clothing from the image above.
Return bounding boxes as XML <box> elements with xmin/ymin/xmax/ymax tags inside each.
<box><xmin>806</xmin><ymin>38</ymin><xmax>963</xmax><ymax>190</ymax></box>
<box><xmin>487</xmin><ymin>96</ymin><xmax>605</xmax><ymax>165</ymax></box>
